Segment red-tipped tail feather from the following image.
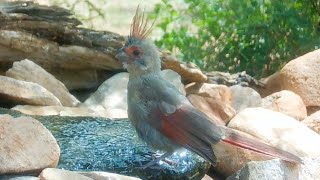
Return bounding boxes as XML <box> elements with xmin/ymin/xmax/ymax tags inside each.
<box><xmin>222</xmin><ymin>129</ymin><xmax>302</xmax><ymax>163</ymax></box>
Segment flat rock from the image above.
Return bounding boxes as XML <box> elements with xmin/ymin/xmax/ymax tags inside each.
<box><xmin>187</xmin><ymin>94</ymin><xmax>235</xmax><ymax>125</ymax></box>
<box><xmin>227</xmin><ymin>157</ymin><xmax>320</xmax><ymax>180</ymax></box>
<box><xmin>6</xmin><ymin>59</ymin><xmax>80</xmax><ymax>107</ymax></box>
<box><xmin>11</xmin><ymin>105</ymin><xmax>98</xmax><ymax>117</ymax></box>
<box><xmin>39</xmin><ymin>168</ymin><xmax>92</xmax><ymax>180</ymax></box>
<box><xmin>302</xmin><ymin>111</ymin><xmax>320</xmax><ymax>134</ymax></box>
<box><xmin>259</xmin><ymin>49</ymin><xmax>320</xmax><ymax>107</ymax></box>
<box><xmin>0</xmin><ymin>114</ymin><xmax>60</xmax><ymax>175</ymax></box>
<box><xmin>79</xmin><ymin>171</ymin><xmax>141</xmax><ymax>180</ymax></box>
<box><xmin>0</xmin><ymin>75</ymin><xmax>62</xmax><ymax>106</ymax></box>
<box><xmin>228</xmin><ymin>107</ymin><xmax>320</xmax><ymax>157</ymax></box>
<box><xmin>262</xmin><ymin>90</ymin><xmax>307</xmax><ymax>120</ymax></box>
<box><xmin>230</xmin><ymin>85</ymin><xmax>262</xmax><ymax>112</ymax></box>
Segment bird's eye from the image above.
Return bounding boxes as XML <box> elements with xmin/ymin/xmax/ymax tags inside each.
<box><xmin>133</xmin><ymin>49</ymin><xmax>140</xmax><ymax>56</ymax></box>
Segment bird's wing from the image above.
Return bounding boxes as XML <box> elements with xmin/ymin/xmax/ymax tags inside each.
<box><xmin>146</xmin><ymin>78</ymin><xmax>302</xmax><ymax>164</ymax></box>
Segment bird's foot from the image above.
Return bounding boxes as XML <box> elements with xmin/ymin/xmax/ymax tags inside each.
<box><xmin>139</xmin><ymin>151</ymin><xmax>173</xmax><ymax>169</ymax></box>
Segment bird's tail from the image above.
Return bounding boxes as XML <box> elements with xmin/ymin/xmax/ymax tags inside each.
<box><xmin>221</xmin><ymin>128</ymin><xmax>302</xmax><ymax>163</ymax></box>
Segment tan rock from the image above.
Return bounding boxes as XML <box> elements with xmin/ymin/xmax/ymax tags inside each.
<box><xmin>0</xmin><ymin>75</ymin><xmax>62</xmax><ymax>106</ymax></box>
<box><xmin>6</xmin><ymin>59</ymin><xmax>80</xmax><ymax>106</ymax></box>
<box><xmin>227</xmin><ymin>157</ymin><xmax>320</xmax><ymax>180</ymax></box>
<box><xmin>259</xmin><ymin>49</ymin><xmax>320</xmax><ymax>106</ymax></box>
<box><xmin>187</xmin><ymin>94</ymin><xmax>236</xmax><ymax>125</ymax></box>
<box><xmin>185</xmin><ymin>83</ymin><xmax>232</xmax><ymax>104</ymax></box>
<box><xmin>307</xmin><ymin>106</ymin><xmax>320</xmax><ymax>116</ymax></box>
<box><xmin>79</xmin><ymin>171</ymin><xmax>141</xmax><ymax>180</ymax></box>
<box><xmin>212</xmin><ymin>130</ymin><xmax>272</xmax><ymax>176</ymax></box>
<box><xmin>39</xmin><ymin>168</ymin><xmax>92</xmax><ymax>180</ymax></box>
<box><xmin>262</xmin><ymin>90</ymin><xmax>307</xmax><ymax>120</ymax></box>
<box><xmin>0</xmin><ymin>115</ymin><xmax>60</xmax><ymax>174</ymax></box>
<box><xmin>11</xmin><ymin>105</ymin><xmax>98</xmax><ymax>117</ymax></box>
<box><xmin>228</xmin><ymin>107</ymin><xmax>320</xmax><ymax>157</ymax></box>
<box><xmin>161</xmin><ymin>51</ymin><xmax>207</xmax><ymax>83</ymax></box>
<box><xmin>302</xmin><ymin>111</ymin><xmax>320</xmax><ymax>134</ymax></box>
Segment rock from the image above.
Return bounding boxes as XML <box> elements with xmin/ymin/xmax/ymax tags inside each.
<box><xmin>201</xmin><ymin>174</ymin><xmax>214</xmax><ymax>180</ymax></box>
<box><xmin>0</xmin><ymin>75</ymin><xmax>62</xmax><ymax>106</ymax></box>
<box><xmin>307</xmin><ymin>106</ymin><xmax>320</xmax><ymax>116</ymax></box>
<box><xmin>161</xmin><ymin>51</ymin><xmax>207</xmax><ymax>83</ymax></box>
<box><xmin>11</xmin><ymin>105</ymin><xmax>98</xmax><ymax>117</ymax></box>
<box><xmin>0</xmin><ymin>175</ymin><xmax>38</xmax><ymax>180</ymax></box>
<box><xmin>185</xmin><ymin>83</ymin><xmax>232</xmax><ymax>104</ymax></box>
<box><xmin>302</xmin><ymin>111</ymin><xmax>320</xmax><ymax>134</ymax></box>
<box><xmin>161</xmin><ymin>69</ymin><xmax>186</xmax><ymax>95</ymax></box>
<box><xmin>228</xmin><ymin>107</ymin><xmax>320</xmax><ymax>157</ymax></box>
<box><xmin>82</xmin><ymin>70</ymin><xmax>185</xmax><ymax>118</ymax></box>
<box><xmin>6</xmin><ymin>59</ymin><xmax>80</xmax><ymax>107</ymax></box>
<box><xmin>261</xmin><ymin>90</ymin><xmax>307</xmax><ymax>120</ymax></box>
<box><xmin>39</xmin><ymin>168</ymin><xmax>92</xmax><ymax>180</ymax></box>
<box><xmin>230</xmin><ymin>85</ymin><xmax>262</xmax><ymax>112</ymax></box>
<box><xmin>187</xmin><ymin>94</ymin><xmax>235</xmax><ymax>125</ymax></box>
<box><xmin>211</xmin><ymin>130</ymin><xmax>273</xmax><ymax>177</ymax></box>
<box><xmin>227</xmin><ymin>157</ymin><xmax>320</xmax><ymax>180</ymax></box>
<box><xmin>81</xmin><ymin>72</ymin><xmax>129</xmax><ymax>118</ymax></box>
<box><xmin>79</xmin><ymin>171</ymin><xmax>141</xmax><ymax>180</ymax></box>
<box><xmin>0</xmin><ymin>113</ymin><xmax>208</xmax><ymax>180</ymax></box>
<box><xmin>0</xmin><ymin>114</ymin><xmax>60</xmax><ymax>175</ymax></box>
<box><xmin>259</xmin><ymin>49</ymin><xmax>320</xmax><ymax>106</ymax></box>
<box><xmin>47</xmin><ymin>68</ymin><xmax>100</xmax><ymax>91</ymax></box>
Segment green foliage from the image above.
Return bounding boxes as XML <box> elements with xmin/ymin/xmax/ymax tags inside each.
<box><xmin>152</xmin><ymin>0</ymin><xmax>320</xmax><ymax>77</ymax></box>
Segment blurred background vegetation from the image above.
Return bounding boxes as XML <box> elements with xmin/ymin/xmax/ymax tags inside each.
<box><xmin>45</xmin><ymin>0</ymin><xmax>320</xmax><ymax>78</ymax></box>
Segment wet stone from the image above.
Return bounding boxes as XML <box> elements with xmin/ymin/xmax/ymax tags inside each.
<box><xmin>0</xmin><ymin>108</ymin><xmax>210</xmax><ymax>180</ymax></box>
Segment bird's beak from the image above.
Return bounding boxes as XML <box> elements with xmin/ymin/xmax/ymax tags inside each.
<box><xmin>115</xmin><ymin>47</ymin><xmax>129</xmax><ymax>68</ymax></box>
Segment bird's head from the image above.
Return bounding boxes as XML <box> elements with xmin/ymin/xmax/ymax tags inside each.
<box><xmin>116</xmin><ymin>6</ymin><xmax>161</xmax><ymax>76</ymax></box>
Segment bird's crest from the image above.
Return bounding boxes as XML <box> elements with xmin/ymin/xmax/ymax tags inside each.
<box><xmin>129</xmin><ymin>5</ymin><xmax>156</xmax><ymax>42</ymax></box>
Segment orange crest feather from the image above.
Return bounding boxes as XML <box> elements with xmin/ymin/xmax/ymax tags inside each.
<box><xmin>129</xmin><ymin>5</ymin><xmax>156</xmax><ymax>40</ymax></box>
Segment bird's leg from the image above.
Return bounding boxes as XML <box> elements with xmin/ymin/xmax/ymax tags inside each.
<box><xmin>140</xmin><ymin>151</ymin><xmax>173</xmax><ymax>169</ymax></box>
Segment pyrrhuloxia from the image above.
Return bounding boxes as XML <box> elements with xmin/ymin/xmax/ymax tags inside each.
<box><xmin>115</xmin><ymin>6</ymin><xmax>302</xmax><ymax>168</ymax></box>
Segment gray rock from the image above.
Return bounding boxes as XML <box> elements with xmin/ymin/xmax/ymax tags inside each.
<box><xmin>227</xmin><ymin>157</ymin><xmax>320</xmax><ymax>180</ymax></box>
<box><xmin>230</xmin><ymin>85</ymin><xmax>262</xmax><ymax>112</ymax></box>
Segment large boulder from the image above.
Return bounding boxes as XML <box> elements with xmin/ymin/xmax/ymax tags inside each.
<box><xmin>228</xmin><ymin>107</ymin><xmax>320</xmax><ymax>157</ymax></box>
<box><xmin>0</xmin><ymin>114</ymin><xmax>60</xmax><ymax>174</ymax></box>
<box><xmin>0</xmin><ymin>75</ymin><xmax>61</xmax><ymax>106</ymax></box>
<box><xmin>259</xmin><ymin>49</ymin><xmax>320</xmax><ymax>107</ymax></box>
<box><xmin>261</xmin><ymin>90</ymin><xmax>307</xmax><ymax>120</ymax></box>
<box><xmin>227</xmin><ymin>157</ymin><xmax>320</xmax><ymax>180</ymax></box>
<box><xmin>187</xmin><ymin>94</ymin><xmax>235</xmax><ymax>125</ymax></box>
<box><xmin>302</xmin><ymin>110</ymin><xmax>320</xmax><ymax>134</ymax></box>
<box><xmin>6</xmin><ymin>59</ymin><xmax>80</xmax><ymax>107</ymax></box>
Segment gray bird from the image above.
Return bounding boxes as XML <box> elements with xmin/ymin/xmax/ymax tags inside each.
<box><xmin>115</xmin><ymin>6</ymin><xmax>302</xmax><ymax>169</ymax></box>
